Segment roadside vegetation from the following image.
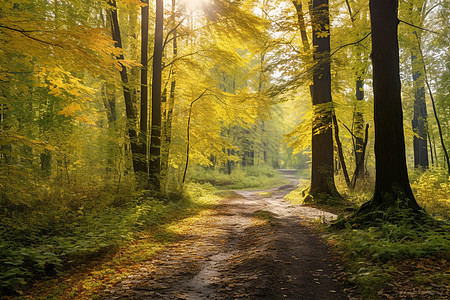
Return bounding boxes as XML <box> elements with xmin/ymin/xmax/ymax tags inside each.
<box><xmin>286</xmin><ymin>167</ymin><xmax>450</xmax><ymax>299</ymax></box>
<box><xmin>0</xmin><ymin>181</ymin><xmax>218</xmax><ymax>296</ymax></box>
<box><xmin>0</xmin><ymin>165</ymin><xmax>285</xmax><ymax>296</ymax></box>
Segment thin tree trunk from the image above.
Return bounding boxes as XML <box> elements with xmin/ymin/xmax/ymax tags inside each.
<box><xmin>350</xmin><ymin>124</ymin><xmax>369</xmax><ymax>189</ymax></box>
<box><xmin>411</xmin><ymin>51</ymin><xmax>429</xmax><ymax>169</ymax></box>
<box><xmin>345</xmin><ymin>0</ymin><xmax>367</xmax><ymax>180</ymax></box>
<box><xmin>332</xmin><ymin>115</ymin><xmax>351</xmax><ymax>188</ymax></box>
<box><xmin>427</xmin><ymin>128</ymin><xmax>434</xmax><ymax>165</ymax></box>
<box><xmin>149</xmin><ymin>0</ymin><xmax>164</xmax><ymax>190</ymax></box>
<box><xmin>408</xmin><ymin>3</ymin><xmax>429</xmax><ymax>170</ymax></box>
<box><xmin>134</xmin><ymin>0</ymin><xmax>150</xmax><ymax>186</ymax></box>
<box><xmin>431</xmin><ymin>130</ymin><xmax>438</xmax><ymax>166</ymax></box>
<box><xmin>182</xmin><ymin>90</ymin><xmax>207</xmax><ymax>183</ymax></box>
<box><xmin>293</xmin><ymin>1</ymin><xmax>310</xmax><ymax>52</ymax></box>
<box><xmin>107</xmin><ymin>0</ymin><xmax>140</xmax><ymax>175</ymax></box>
<box><xmin>414</xmin><ymin>32</ymin><xmax>450</xmax><ymax>174</ymax></box>
<box><xmin>161</xmin><ymin>0</ymin><xmax>177</xmax><ymax>188</ymax></box>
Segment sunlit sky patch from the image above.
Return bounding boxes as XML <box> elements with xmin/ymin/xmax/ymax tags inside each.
<box><xmin>184</xmin><ymin>0</ymin><xmax>206</xmax><ymax>10</ymax></box>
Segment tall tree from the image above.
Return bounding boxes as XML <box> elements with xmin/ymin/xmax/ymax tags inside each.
<box><xmin>355</xmin><ymin>0</ymin><xmax>422</xmax><ymax>220</ymax></box>
<box><xmin>308</xmin><ymin>0</ymin><xmax>340</xmax><ymax>200</ymax></box>
<box><xmin>344</xmin><ymin>0</ymin><xmax>370</xmax><ymax>184</ymax></box>
<box><xmin>149</xmin><ymin>0</ymin><xmax>164</xmax><ymax>190</ymax></box>
<box><xmin>411</xmin><ymin>48</ymin><xmax>429</xmax><ymax>169</ymax></box>
<box><xmin>408</xmin><ymin>1</ymin><xmax>429</xmax><ymax>169</ymax></box>
<box><xmin>137</xmin><ymin>0</ymin><xmax>150</xmax><ymax>185</ymax></box>
<box><xmin>107</xmin><ymin>0</ymin><xmax>141</xmax><ymax>176</ymax></box>
<box><xmin>161</xmin><ymin>0</ymin><xmax>178</xmax><ymax>189</ymax></box>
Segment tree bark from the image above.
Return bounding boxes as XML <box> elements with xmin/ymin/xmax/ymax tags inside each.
<box><xmin>345</xmin><ymin>0</ymin><xmax>367</xmax><ymax>180</ymax></box>
<box><xmin>107</xmin><ymin>0</ymin><xmax>141</xmax><ymax>175</ymax></box>
<box><xmin>149</xmin><ymin>0</ymin><xmax>164</xmax><ymax>190</ymax></box>
<box><xmin>414</xmin><ymin>32</ymin><xmax>450</xmax><ymax>174</ymax></box>
<box><xmin>161</xmin><ymin>0</ymin><xmax>177</xmax><ymax>188</ymax></box>
<box><xmin>293</xmin><ymin>1</ymin><xmax>310</xmax><ymax>52</ymax></box>
<box><xmin>332</xmin><ymin>115</ymin><xmax>351</xmax><ymax>188</ymax></box>
<box><xmin>309</xmin><ymin>0</ymin><xmax>339</xmax><ymax>200</ymax></box>
<box><xmin>350</xmin><ymin>124</ymin><xmax>369</xmax><ymax>189</ymax></box>
<box><xmin>353</xmin><ymin>77</ymin><xmax>365</xmax><ymax>171</ymax></box>
<box><xmin>137</xmin><ymin>0</ymin><xmax>150</xmax><ymax>181</ymax></box>
<box><xmin>357</xmin><ymin>0</ymin><xmax>421</xmax><ymax>215</ymax></box>
<box><xmin>411</xmin><ymin>51</ymin><xmax>429</xmax><ymax>169</ymax></box>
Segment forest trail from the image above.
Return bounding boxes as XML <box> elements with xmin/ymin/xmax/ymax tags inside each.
<box><xmin>103</xmin><ymin>170</ymin><xmax>347</xmax><ymax>299</ymax></box>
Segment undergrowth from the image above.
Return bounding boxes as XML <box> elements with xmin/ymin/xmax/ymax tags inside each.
<box><xmin>410</xmin><ymin>168</ymin><xmax>450</xmax><ymax>219</ymax></box>
<box><xmin>0</xmin><ymin>181</ymin><xmax>216</xmax><ymax>296</ymax></box>
<box><xmin>190</xmin><ymin>165</ymin><xmax>286</xmax><ymax>190</ymax></box>
<box><xmin>292</xmin><ymin>168</ymin><xmax>450</xmax><ymax>298</ymax></box>
<box><xmin>328</xmin><ymin>217</ymin><xmax>450</xmax><ymax>298</ymax></box>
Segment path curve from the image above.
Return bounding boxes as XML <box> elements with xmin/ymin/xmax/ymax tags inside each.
<box><xmin>104</xmin><ymin>170</ymin><xmax>347</xmax><ymax>299</ymax></box>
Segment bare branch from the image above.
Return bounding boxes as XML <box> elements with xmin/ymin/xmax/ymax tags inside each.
<box><xmin>330</xmin><ymin>32</ymin><xmax>371</xmax><ymax>57</ymax></box>
<box><xmin>399</xmin><ymin>19</ymin><xmax>441</xmax><ymax>35</ymax></box>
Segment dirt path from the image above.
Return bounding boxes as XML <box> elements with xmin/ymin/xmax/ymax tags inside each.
<box><xmin>103</xmin><ymin>170</ymin><xmax>347</xmax><ymax>299</ymax></box>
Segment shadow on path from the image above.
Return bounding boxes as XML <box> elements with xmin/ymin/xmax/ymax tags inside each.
<box><xmin>104</xmin><ymin>170</ymin><xmax>347</xmax><ymax>299</ymax></box>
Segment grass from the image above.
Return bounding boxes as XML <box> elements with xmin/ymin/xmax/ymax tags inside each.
<box><xmin>189</xmin><ymin>165</ymin><xmax>288</xmax><ymax>190</ymax></box>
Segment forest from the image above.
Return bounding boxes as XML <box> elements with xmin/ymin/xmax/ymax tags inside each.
<box><xmin>0</xmin><ymin>0</ymin><xmax>449</xmax><ymax>298</ymax></box>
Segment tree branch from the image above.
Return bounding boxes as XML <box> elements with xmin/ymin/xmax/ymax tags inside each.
<box><xmin>0</xmin><ymin>25</ymin><xmax>63</xmax><ymax>48</ymax></box>
<box><xmin>330</xmin><ymin>32</ymin><xmax>371</xmax><ymax>57</ymax></box>
<box><xmin>398</xmin><ymin>19</ymin><xmax>441</xmax><ymax>35</ymax></box>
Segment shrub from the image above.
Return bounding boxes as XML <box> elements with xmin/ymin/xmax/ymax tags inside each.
<box><xmin>410</xmin><ymin>168</ymin><xmax>450</xmax><ymax>219</ymax></box>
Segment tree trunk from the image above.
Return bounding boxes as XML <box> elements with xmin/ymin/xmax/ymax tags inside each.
<box><xmin>411</xmin><ymin>51</ymin><xmax>428</xmax><ymax>169</ymax></box>
<box><xmin>107</xmin><ymin>0</ymin><xmax>141</xmax><ymax>175</ymax></box>
<box><xmin>136</xmin><ymin>0</ymin><xmax>150</xmax><ymax>186</ymax></box>
<box><xmin>332</xmin><ymin>115</ymin><xmax>351</xmax><ymax>188</ymax></box>
<box><xmin>345</xmin><ymin>0</ymin><xmax>368</xmax><ymax>181</ymax></box>
<box><xmin>161</xmin><ymin>0</ymin><xmax>177</xmax><ymax>188</ymax></box>
<box><xmin>149</xmin><ymin>0</ymin><xmax>164</xmax><ymax>191</ymax></box>
<box><xmin>414</xmin><ymin>32</ymin><xmax>450</xmax><ymax>174</ymax></box>
<box><xmin>293</xmin><ymin>1</ymin><xmax>310</xmax><ymax>52</ymax></box>
<box><xmin>427</xmin><ymin>129</ymin><xmax>434</xmax><ymax>165</ymax></box>
<box><xmin>357</xmin><ymin>0</ymin><xmax>421</xmax><ymax>216</ymax></box>
<box><xmin>350</xmin><ymin>124</ymin><xmax>369</xmax><ymax>189</ymax></box>
<box><xmin>309</xmin><ymin>0</ymin><xmax>339</xmax><ymax>201</ymax></box>
<box><xmin>353</xmin><ymin>77</ymin><xmax>365</xmax><ymax>170</ymax></box>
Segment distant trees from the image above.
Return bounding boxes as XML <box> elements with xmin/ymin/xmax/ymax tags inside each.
<box><xmin>1</xmin><ymin>0</ymin><xmax>448</xmax><ymax>204</ymax></box>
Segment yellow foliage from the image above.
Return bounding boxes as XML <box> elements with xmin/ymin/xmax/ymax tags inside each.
<box><xmin>58</xmin><ymin>103</ymin><xmax>83</xmax><ymax>117</ymax></box>
<box><xmin>411</xmin><ymin>170</ymin><xmax>450</xmax><ymax>219</ymax></box>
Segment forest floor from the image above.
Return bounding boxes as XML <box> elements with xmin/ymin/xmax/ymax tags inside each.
<box><xmin>100</xmin><ymin>170</ymin><xmax>348</xmax><ymax>299</ymax></box>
